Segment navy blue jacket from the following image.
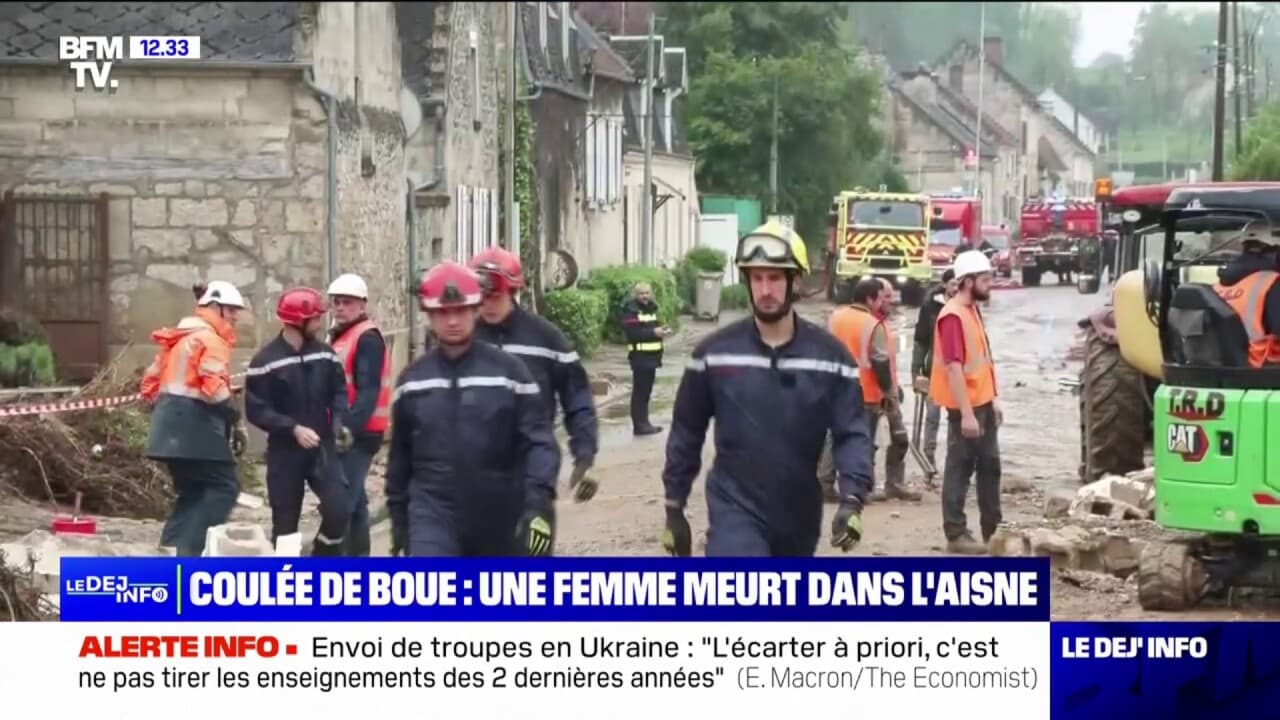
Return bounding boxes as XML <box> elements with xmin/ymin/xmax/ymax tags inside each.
<box><xmin>385</xmin><ymin>341</ymin><xmax>561</xmax><ymax>535</ymax></box>
<box><xmin>244</xmin><ymin>335</ymin><xmax>349</xmax><ymax>447</ymax></box>
<box><xmin>475</xmin><ymin>305</ymin><xmax>599</xmax><ymax>464</ymax></box>
<box><xmin>663</xmin><ymin>315</ymin><xmax>873</xmax><ymax>533</ymax></box>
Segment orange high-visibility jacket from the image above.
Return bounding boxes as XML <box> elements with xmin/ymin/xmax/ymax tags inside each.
<box><xmin>928</xmin><ymin>298</ymin><xmax>996</xmax><ymax>410</ymax></box>
<box><xmin>331</xmin><ymin>319</ymin><xmax>392</xmax><ymax>433</ymax></box>
<box><xmin>1213</xmin><ymin>270</ymin><xmax>1280</xmax><ymax>367</ymax></box>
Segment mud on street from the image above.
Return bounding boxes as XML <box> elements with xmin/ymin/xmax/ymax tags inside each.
<box><xmin>3</xmin><ymin>283</ymin><xmax>1278</xmax><ymax>621</ymax></box>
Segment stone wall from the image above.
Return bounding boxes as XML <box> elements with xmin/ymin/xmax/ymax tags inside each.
<box><xmin>0</xmin><ymin>65</ymin><xmax>328</xmax><ymax>370</ymax></box>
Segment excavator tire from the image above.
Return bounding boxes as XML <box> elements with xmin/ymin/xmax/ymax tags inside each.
<box><xmin>1079</xmin><ymin>325</ymin><xmax>1147</xmax><ymax>484</ymax></box>
<box><xmin>1137</xmin><ymin>541</ymin><xmax>1206</xmax><ymax>611</ymax></box>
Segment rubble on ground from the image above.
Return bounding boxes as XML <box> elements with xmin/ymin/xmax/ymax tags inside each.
<box><xmin>1</xmin><ymin>529</ymin><xmax>171</xmax><ymax>615</ymax></box>
<box><xmin>1068</xmin><ymin>471</ymin><xmax>1154</xmax><ymax>521</ymax></box>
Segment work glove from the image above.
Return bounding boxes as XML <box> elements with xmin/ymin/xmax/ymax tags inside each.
<box><xmin>519</xmin><ymin>509</ymin><xmax>555</xmax><ymax>557</ymax></box>
<box><xmin>336</xmin><ymin>425</ymin><xmax>354</xmax><ymax>454</ymax></box>
<box><xmin>662</xmin><ymin>506</ymin><xmax>692</xmax><ymax>557</ymax></box>
<box><xmin>390</xmin><ymin>522</ymin><xmax>408</xmax><ymax>557</ymax></box>
<box><xmin>830</xmin><ymin>500</ymin><xmax>864</xmax><ymax>553</ymax></box>
<box><xmin>229</xmin><ymin>424</ymin><xmax>249</xmax><ymax>457</ymax></box>
<box><xmin>568</xmin><ymin>458</ymin><xmax>599</xmax><ymax>503</ymax></box>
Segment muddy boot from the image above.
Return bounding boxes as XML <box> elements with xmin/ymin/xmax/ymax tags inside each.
<box><xmin>885</xmin><ymin>484</ymin><xmax>922</xmax><ymax>502</ymax></box>
<box><xmin>867</xmin><ymin>488</ymin><xmax>886</xmax><ymax>503</ymax></box>
<box><xmin>946</xmin><ymin>533</ymin><xmax>987</xmax><ymax>556</ymax></box>
<box><xmin>634</xmin><ymin>424</ymin><xmax>664</xmax><ymax>436</ymax></box>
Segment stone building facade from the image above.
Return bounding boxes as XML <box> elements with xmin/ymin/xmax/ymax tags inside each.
<box><xmin>0</xmin><ymin>2</ymin><xmax>503</xmax><ymax>379</ymax></box>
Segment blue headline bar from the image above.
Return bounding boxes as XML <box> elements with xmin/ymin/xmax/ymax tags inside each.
<box><xmin>59</xmin><ymin>557</ymin><xmax>1050</xmax><ymax>622</ymax></box>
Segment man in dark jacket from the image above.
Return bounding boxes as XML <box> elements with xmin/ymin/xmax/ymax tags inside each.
<box><xmin>621</xmin><ymin>281</ymin><xmax>670</xmax><ymax>435</ymax></box>
<box><xmin>327</xmin><ymin>273</ymin><xmax>391</xmax><ymax>557</ymax></box>
<box><xmin>469</xmin><ymin>246</ymin><xmax>600</xmax><ymax>503</ymax></box>
<box><xmin>245</xmin><ymin>287</ymin><xmax>351</xmax><ymax>556</ymax></box>
<box><xmin>911</xmin><ymin>269</ymin><xmax>956</xmax><ymax>469</ymax></box>
<box><xmin>1214</xmin><ymin>223</ymin><xmax>1280</xmax><ymax>365</ymax></box>
<box><xmin>662</xmin><ymin>221</ymin><xmax>873</xmax><ymax>557</ymax></box>
<box><xmin>387</xmin><ymin>262</ymin><xmax>561</xmax><ymax>557</ymax></box>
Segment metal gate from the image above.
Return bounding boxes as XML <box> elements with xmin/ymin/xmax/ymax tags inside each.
<box><xmin>0</xmin><ymin>192</ymin><xmax>109</xmax><ymax>382</ymax></box>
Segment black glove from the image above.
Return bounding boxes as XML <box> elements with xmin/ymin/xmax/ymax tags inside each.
<box><xmin>519</xmin><ymin>508</ymin><xmax>555</xmax><ymax>556</ymax></box>
<box><xmin>662</xmin><ymin>506</ymin><xmax>692</xmax><ymax>557</ymax></box>
<box><xmin>569</xmin><ymin>458</ymin><xmax>598</xmax><ymax>503</ymax></box>
<box><xmin>390</xmin><ymin>522</ymin><xmax>408</xmax><ymax>557</ymax></box>
<box><xmin>830</xmin><ymin>500</ymin><xmax>864</xmax><ymax>552</ymax></box>
<box><xmin>229</xmin><ymin>424</ymin><xmax>249</xmax><ymax>457</ymax></box>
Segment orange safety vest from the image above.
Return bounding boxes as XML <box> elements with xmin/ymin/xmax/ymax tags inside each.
<box><xmin>331</xmin><ymin>319</ymin><xmax>392</xmax><ymax>433</ymax></box>
<box><xmin>1213</xmin><ymin>270</ymin><xmax>1280</xmax><ymax>368</ymax></box>
<box><xmin>141</xmin><ymin>306</ymin><xmax>235</xmax><ymax>405</ymax></box>
<box><xmin>928</xmin><ymin>298</ymin><xmax>996</xmax><ymax>410</ymax></box>
<box><xmin>829</xmin><ymin>305</ymin><xmax>896</xmax><ymax>404</ymax></box>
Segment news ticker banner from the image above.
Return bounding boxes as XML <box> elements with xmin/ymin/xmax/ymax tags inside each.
<box><xmin>0</xmin><ymin>557</ymin><xmax>1270</xmax><ymax>719</ymax></box>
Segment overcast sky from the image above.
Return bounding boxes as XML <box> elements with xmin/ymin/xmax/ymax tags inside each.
<box><xmin>1074</xmin><ymin>2</ymin><xmax>1149</xmax><ymax>66</ymax></box>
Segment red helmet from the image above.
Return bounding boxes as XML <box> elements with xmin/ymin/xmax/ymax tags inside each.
<box><xmin>468</xmin><ymin>246</ymin><xmax>525</xmax><ymax>294</ymax></box>
<box><xmin>419</xmin><ymin>261</ymin><xmax>484</xmax><ymax>311</ymax></box>
<box><xmin>277</xmin><ymin>287</ymin><xmax>327</xmax><ymax>326</ymax></box>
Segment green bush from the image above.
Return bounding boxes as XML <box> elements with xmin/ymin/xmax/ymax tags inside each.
<box><xmin>720</xmin><ymin>283</ymin><xmax>750</xmax><ymax>310</ymax></box>
<box><xmin>674</xmin><ymin>246</ymin><xmax>730</xmax><ymax>313</ymax></box>
<box><xmin>0</xmin><ymin>342</ymin><xmax>57</xmax><ymax>387</ymax></box>
<box><xmin>541</xmin><ymin>288</ymin><xmax>608</xmax><ymax>359</ymax></box>
<box><xmin>580</xmin><ymin>265</ymin><xmax>681</xmax><ymax>343</ymax></box>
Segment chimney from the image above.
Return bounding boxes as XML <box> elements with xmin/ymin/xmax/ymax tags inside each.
<box><xmin>982</xmin><ymin>37</ymin><xmax>1003</xmax><ymax>67</ymax></box>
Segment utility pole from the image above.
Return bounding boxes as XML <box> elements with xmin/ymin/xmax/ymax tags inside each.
<box><xmin>973</xmin><ymin>2</ymin><xmax>986</xmax><ymax>201</ymax></box>
<box><xmin>769</xmin><ymin>74</ymin><xmax>778</xmax><ymax>213</ymax></box>
<box><xmin>1233</xmin><ymin>1</ymin><xmax>1242</xmax><ymax>158</ymax></box>
<box><xmin>506</xmin><ymin>2</ymin><xmax>518</xmax><ymax>255</ymax></box>
<box><xmin>1246</xmin><ymin>31</ymin><xmax>1256</xmax><ymax>118</ymax></box>
<box><xmin>1213</xmin><ymin>2</ymin><xmax>1228</xmax><ymax>181</ymax></box>
<box><xmin>640</xmin><ymin>11</ymin><xmax>655</xmax><ymax>266</ymax></box>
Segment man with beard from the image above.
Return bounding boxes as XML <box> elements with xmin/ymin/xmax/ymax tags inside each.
<box><xmin>929</xmin><ymin>251</ymin><xmax>1002</xmax><ymax>555</ymax></box>
<box><xmin>468</xmin><ymin>246</ymin><xmax>600</xmax><ymax>503</ymax></box>
<box><xmin>912</xmin><ymin>269</ymin><xmax>957</xmax><ymax>470</ymax></box>
<box><xmin>660</xmin><ymin>221</ymin><xmax>873</xmax><ymax>557</ymax></box>
<box><xmin>620</xmin><ymin>281</ymin><xmax>671</xmax><ymax>436</ymax></box>
<box><xmin>386</xmin><ymin>262</ymin><xmax>561</xmax><ymax>557</ymax></box>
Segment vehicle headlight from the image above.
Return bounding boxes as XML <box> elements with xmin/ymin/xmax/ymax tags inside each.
<box><xmin>896</xmin><ymin>274</ymin><xmax>907</xmax><ymax>283</ymax></box>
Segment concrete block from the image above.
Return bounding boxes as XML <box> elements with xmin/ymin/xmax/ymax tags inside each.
<box><xmin>1028</xmin><ymin>526</ymin><xmax>1104</xmax><ymax>572</ymax></box>
<box><xmin>203</xmin><ymin>522</ymin><xmax>274</xmax><ymax>557</ymax></box>
<box><xmin>134</xmin><ymin>228</ymin><xmax>191</xmax><ymax>256</ymax></box>
<box><xmin>986</xmin><ymin>527</ymin><xmax>1030</xmax><ymax>557</ymax></box>
<box><xmin>170</xmin><ymin>198</ymin><xmax>229</xmax><ymax>227</ymax></box>
<box><xmin>1126</xmin><ymin>467</ymin><xmax>1155</xmax><ymax>484</ymax></box>
<box><xmin>132</xmin><ymin>197</ymin><xmax>167</xmax><ymax>227</ymax></box>
<box><xmin>1102</xmin><ymin>533</ymin><xmax>1142</xmax><ymax>578</ymax></box>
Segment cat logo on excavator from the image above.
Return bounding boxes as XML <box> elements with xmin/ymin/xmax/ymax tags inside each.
<box><xmin>1166</xmin><ymin>423</ymin><xmax>1209</xmax><ymax>462</ymax></box>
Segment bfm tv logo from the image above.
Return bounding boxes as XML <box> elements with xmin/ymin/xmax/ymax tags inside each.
<box><xmin>1165</xmin><ymin>388</ymin><xmax>1226</xmax><ymax>463</ymax></box>
<box><xmin>64</xmin><ymin>575</ymin><xmax>169</xmax><ymax>603</ymax></box>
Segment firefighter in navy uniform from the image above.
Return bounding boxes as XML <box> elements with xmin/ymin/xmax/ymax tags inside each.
<box><xmin>244</xmin><ymin>287</ymin><xmax>351</xmax><ymax>556</ymax></box>
<box><xmin>386</xmin><ymin>262</ymin><xmax>562</xmax><ymax>557</ymax></box>
<box><xmin>468</xmin><ymin>246</ymin><xmax>601</xmax><ymax>502</ymax></box>
<box><xmin>661</xmin><ymin>221</ymin><xmax>874</xmax><ymax>557</ymax></box>
<box><xmin>327</xmin><ymin>273</ymin><xmax>392</xmax><ymax>557</ymax></box>
<box><xmin>621</xmin><ymin>282</ymin><xmax>671</xmax><ymax>435</ymax></box>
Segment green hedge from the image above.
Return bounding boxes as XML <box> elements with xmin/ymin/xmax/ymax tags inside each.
<box><xmin>580</xmin><ymin>265</ymin><xmax>681</xmax><ymax>343</ymax></box>
<box><xmin>542</xmin><ymin>288</ymin><xmax>608</xmax><ymax>359</ymax></box>
<box><xmin>720</xmin><ymin>283</ymin><xmax>750</xmax><ymax>310</ymax></box>
<box><xmin>0</xmin><ymin>342</ymin><xmax>57</xmax><ymax>387</ymax></box>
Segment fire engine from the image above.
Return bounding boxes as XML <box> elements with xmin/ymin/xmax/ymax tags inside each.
<box><xmin>1015</xmin><ymin>197</ymin><xmax>1099</xmax><ymax>287</ymax></box>
<box><xmin>824</xmin><ymin>189</ymin><xmax>932</xmax><ymax>305</ymax></box>
<box><xmin>927</xmin><ymin>193</ymin><xmax>982</xmax><ymax>281</ymax></box>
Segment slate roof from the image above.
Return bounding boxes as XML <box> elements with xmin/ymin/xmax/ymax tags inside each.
<box><xmin>935</xmin><ymin>40</ymin><xmax>1096</xmax><ymax>159</ymax></box>
<box><xmin>519</xmin><ymin>1</ymin><xmax>589</xmax><ymax>95</ymax></box>
<box><xmin>396</xmin><ymin>1</ymin><xmax>436</xmax><ymax>98</ymax></box>
<box><xmin>889</xmin><ymin>82</ymin><xmax>996</xmax><ymax>159</ymax></box>
<box><xmin>575</xmin><ymin>16</ymin><xmax>633</xmax><ymax>83</ymax></box>
<box><xmin>0</xmin><ymin>2</ymin><xmax>297</xmax><ymax>61</ymax></box>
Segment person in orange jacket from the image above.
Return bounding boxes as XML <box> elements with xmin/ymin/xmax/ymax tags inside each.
<box><xmin>141</xmin><ymin>281</ymin><xmax>247</xmax><ymax>556</ymax></box>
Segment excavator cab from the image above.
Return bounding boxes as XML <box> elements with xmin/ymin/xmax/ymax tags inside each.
<box><xmin>1138</xmin><ymin>184</ymin><xmax>1280</xmax><ymax>611</ymax></box>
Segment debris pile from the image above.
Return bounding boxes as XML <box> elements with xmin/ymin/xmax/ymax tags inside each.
<box><xmin>0</xmin><ymin>364</ymin><xmax>173</xmax><ymax>520</ymax></box>
<box><xmin>0</xmin><ymin>549</ymin><xmax>57</xmax><ymax>622</ymax></box>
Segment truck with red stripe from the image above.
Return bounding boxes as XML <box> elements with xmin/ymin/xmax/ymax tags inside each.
<box><xmin>1015</xmin><ymin>198</ymin><xmax>1098</xmax><ymax>286</ymax></box>
<box><xmin>926</xmin><ymin>194</ymin><xmax>982</xmax><ymax>282</ymax></box>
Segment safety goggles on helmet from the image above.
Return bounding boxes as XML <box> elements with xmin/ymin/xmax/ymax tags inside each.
<box><xmin>736</xmin><ymin>228</ymin><xmax>808</xmax><ymax>273</ymax></box>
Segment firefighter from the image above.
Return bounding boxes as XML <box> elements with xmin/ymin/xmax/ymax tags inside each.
<box><xmin>327</xmin><ymin>273</ymin><xmax>391</xmax><ymax>557</ymax></box>
<box><xmin>621</xmin><ymin>281</ymin><xmax>671</xmax><ymax>435</ymax></box>
<box><xmin>1101</xmin><ymin>229</ymin><xmax>1119</xmax><ymax>281</ymax></box>
<box><xmin>661</xmin><ymin>221</ymin><xmax>873</xmax><ymax>557</ymax></box>
<box><xmin>142</xmin><ymin>281</ymin><xmax>247</xmax><ymax>556</ymax></box>
<box><xmin>1213</xmin><ymin>221</ymin><xmax>1280</xmax><ymax>367</ymax></box>
<box><xmin>386</xmin><ymin>262</ymin><xmax>561</xmax><ymax>556</ymax></box>
<box><xmin>829</xmin><ymin>278</ymin><xmax>920</xmax><ymax>503</ymax></box>
<box><xmin>244</xmin><ymin>287</ymin><xmax>351</xmax><ymax>556</ymax></box>
<box><xmin>468</xmin><ymin>246</ymin><xmax>600</xmax><ymax>502</ymax></box>
<box><xmin>930</xmin><ymin>250</ymin><xmax>1002</xmax><ymax>555</ymax></box>
<box><xmin>912</xmin><ymin>269</ymin><xmax>957</xmax><ymax>469</ymax></box>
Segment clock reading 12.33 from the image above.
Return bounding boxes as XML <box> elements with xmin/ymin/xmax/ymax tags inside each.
<box><xmin>129</xmin><ymin>36</ymin><xmax>202</xmax><ymax>60</ymax></box>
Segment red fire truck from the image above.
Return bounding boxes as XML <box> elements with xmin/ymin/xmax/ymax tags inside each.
<box><xmin>1014</xmin><ymin>198</ymin><xmax>1098</xmax><ymax>287</ymax></box>
<box><xmin>926</xmin><ymin>194</ymin><xmax>981</xmax><ymax>282</ymax></box>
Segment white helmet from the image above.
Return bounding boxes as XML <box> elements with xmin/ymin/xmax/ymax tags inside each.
<box><xmin>327</xmin><ymin>273</ymin><xmax>369</xmax><ymax>300</ymax></box>
<box><xmin>952</xmin><ymin>250</ymin><xmax>994</xmax><ymax>279</ymax></box>
<box><xmin>197</xmin><ymin>280</ymin><xmax>246</xmax><ymax>308</ymax></box>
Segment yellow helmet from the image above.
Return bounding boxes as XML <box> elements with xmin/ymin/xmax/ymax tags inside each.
<box><xmin>735</xmin><ymin>221</ymin><xmax>810</xmax><ymax>274</ymax></box>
